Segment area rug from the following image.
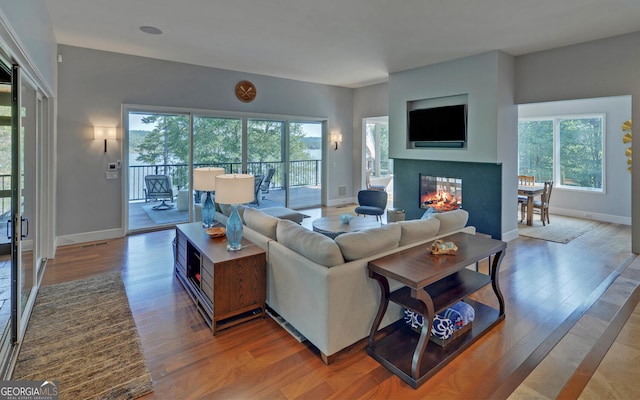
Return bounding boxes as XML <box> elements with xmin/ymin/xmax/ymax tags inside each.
<box><xmin>518</xmin><ymin>214</ymin><xmax>601</xmax><ymax>244</ymax></box>
<box><xmin>12</xmin><ymin>272</ymin><xmax>153</xmax><ymax>400</ymax></box>
<box><xmin>142</xmin><ymin>203</ymin><xmax>187</xmax><ymax>224</ymax></box>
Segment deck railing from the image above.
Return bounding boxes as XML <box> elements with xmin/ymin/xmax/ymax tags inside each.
<box><xmin>1</xmin><ymin>174</ymin><xmax>10</xmax><ymax>223</ymax></box>
<box><xmin>128</xmin><ymin>160</ymin><xmax>321</xmax><ymax>201</ymax></box>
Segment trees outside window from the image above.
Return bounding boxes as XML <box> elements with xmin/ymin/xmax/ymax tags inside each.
<box><xmin>518</xmin><ymin>115</ymin><xmax>604</xmax><ymax>192</ymax></box>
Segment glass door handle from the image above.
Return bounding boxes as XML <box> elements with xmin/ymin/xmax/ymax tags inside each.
<box><xmin>6</xmin><ymin>219</ymin><xmax>10</xmax><ymax>240</ymax></box>
<box><xmin>20</xmin><ymin>216</ymin><xmax>29</xmax><ymax>238</ymax></box>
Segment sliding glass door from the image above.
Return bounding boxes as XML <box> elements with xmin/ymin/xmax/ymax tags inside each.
<box><xmin>125</xmin><ymin>108</ymin><xmax>325</xmax><ymax>232</ymax></box>
<box><xmin>126</xmin><ymin>112</ymin><xmax>190</xmax><ymax>231</ymax></box>
<box><xmin>289</xmin><ymin>121</ymin><xmax>322</xmax><ymax>209</ymax></box>
<box><xmin>0</xmin><ymin>61</ymin><xmax>12</xmax><ymax>363</ymax></box>
<box><xmin>247</xmin><ymin>119</ymin><xmax>285</xmax><ymax>207</ymax></box>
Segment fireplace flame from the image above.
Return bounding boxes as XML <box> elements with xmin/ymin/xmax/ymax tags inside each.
<box><xmin>421</xmin><ymin>190</ymin><xmax>461</xmax><ymax>212</ymax></box>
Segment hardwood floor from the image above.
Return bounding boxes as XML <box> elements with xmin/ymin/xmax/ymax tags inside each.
<box><xmin>38</xmin><ymin>210</ymin><xmax>635</xmax><ymax>399</ymax></box>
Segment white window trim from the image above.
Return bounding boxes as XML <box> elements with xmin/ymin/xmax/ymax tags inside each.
<box><xmin>519</xmin><ymin>113</ymin><xmax>606</xmax><ymax>194</ymax></box>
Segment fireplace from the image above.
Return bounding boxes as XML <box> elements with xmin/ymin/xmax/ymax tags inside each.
<box><xmin>419</xmin><ymin>174</ymin><xmax>462</xmax><ymax>212</ymax></box>
<box><xmin>394</xmin><ymin>159</ymin><xmax>501</xmax><ymax>239</ymax></box>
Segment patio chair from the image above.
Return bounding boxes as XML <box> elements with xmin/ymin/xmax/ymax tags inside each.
<box><xmin>261</xmin><ymin>168</ymin><xmax>276</xmax><ymax>199</ymax></box>
<box><xmin>144</xmin><ymin>175</ymin><xmax>175</xmax><ymax>210</ymax></box>
<box><xmin>252</xmin><ymin>174</ymin><xmax>264</xmax><ymax>205</ymax></box>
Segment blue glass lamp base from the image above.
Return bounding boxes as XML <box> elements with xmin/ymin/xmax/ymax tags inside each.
<box><xmin>226</xmin><ymin>205</ymin><xmax>243</xmax><ymax>251</ymax></box>
<box><xmin>201</xmin><ymin>192</ymin><xmax>216</xmax><ymax>228</ymax></box>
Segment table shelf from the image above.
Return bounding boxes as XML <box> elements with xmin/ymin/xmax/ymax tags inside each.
<box><xmin>390</xmin><ymin>269</ymin><xmax>491</xmax><ymax>314</ymax></box>
<box><xmin>367</xmin><ymin>232</ymin><xmax>506</xmax><ymax>388</ymax></box>
<box><xmin>368</xmin><ymin>300</ymin><xmax>503</xmax><ymax>388</ymax></box>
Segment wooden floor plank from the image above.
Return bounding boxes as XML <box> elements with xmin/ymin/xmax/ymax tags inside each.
<box><xmin>36</xmin><ymin>210</ymin><xmax>634</xmax><ymax>399</ymax></box>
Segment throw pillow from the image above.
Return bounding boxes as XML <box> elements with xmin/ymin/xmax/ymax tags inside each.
<box><xmin>243</xmin><ymin>207</ymin><xmax>279</xmax><ymax>240</ymax></box>
<box><xmin>335</xmin><ymin>223</ymin><xmax>401</xmax><ymax>261</ymax></box>
<box><xmin>428</xmin><ymin>209</ymin><xmax>469</xmax><ymax>235</ymax></box>
<box><xmin>276</xmin><ymin>220</ymin><xmax>344</xmax><ymax>267</ymax></box>
<box><xmin>398</xmin><ymin>218</ymin><xmax>441</xmax><ymax>246</ymax></box>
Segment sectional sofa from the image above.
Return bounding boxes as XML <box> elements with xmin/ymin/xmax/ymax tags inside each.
<box><xmin>213</xmin><ymin>207</ymin><xmax>474</xmax><ymax>363</ymax></box>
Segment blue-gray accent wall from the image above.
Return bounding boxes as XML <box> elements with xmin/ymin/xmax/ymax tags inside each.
<box><xmin>393</xmin><ymin>159</ymin><xmax>502</xmax><ymax>239</ymax></box>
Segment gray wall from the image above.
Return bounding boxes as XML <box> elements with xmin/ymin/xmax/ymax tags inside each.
<box><xmin>519</xmin><ymin>96</ymin><xmax>631</xmax><ymax>224</ymax></box>
<box><xmin>388</xmin><ymin>51</ymin><xmax>518</xmax><ymax>237</ymax></box>
<box><xmin>515</xmin><ymin>31</ymin><xmax>640</xmax><ymax>251</ymax></box>
<box><xmin>0</xmin><ymin>0</ymin><xmax>57</xmax><ymax>92</ymax></box>
<box><xmin>353</xmin><ymin>82</ymin><xmax>389</xmax><ymax>190</ymax></box>
<box><xmin>56</xmin><ymin>45</ymin><xmax>353</xmax><ymax>240</ymax></box>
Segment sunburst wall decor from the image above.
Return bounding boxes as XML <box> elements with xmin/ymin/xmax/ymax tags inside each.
<box><xmin>622</xmin><ymin>119</ymin><xmax>632</xmax><ymax>172</ymax></box>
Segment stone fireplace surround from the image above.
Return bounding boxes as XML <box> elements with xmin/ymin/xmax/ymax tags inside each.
<box><xmin>393</xmin><ymin>159</ymin><xmax>502</xmax><ymax>239</ymax></box>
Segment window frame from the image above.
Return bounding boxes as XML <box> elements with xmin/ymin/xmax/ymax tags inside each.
<box><xmin>518</xmin><ymin>113</ymin><xmax>606</xmax><ymax>194</ymax></box>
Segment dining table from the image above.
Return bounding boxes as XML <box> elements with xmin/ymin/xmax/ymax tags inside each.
<box><xmin>518</xmin><ymin>184</ymin><xmax>544</xmax><ymax>226</ymax></box>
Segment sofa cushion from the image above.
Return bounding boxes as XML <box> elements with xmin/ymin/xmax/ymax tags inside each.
<box><xmin>429</xmin><ymin>209</ymin><xmax>469</xmax><ymax>235</ymax></box>
<box><xmin>335</xmin><ymin>223</ymin><xmax>401</xmax><ymax>261</ymax></box>
<box><xmin>260</xmin><ymin>207</ymin><xmax>305</xmax><ymax>224</ymax></box>
<box><xmin>398</xmin><ymin>217</ymin><xmax>441</xmax><ymax>247</ymax></box>
<box><xmin>276</xmin><ymin>220</ymin><xmax>344</xmax><ymax>267</ymax></box>
<box><xmin>243</xmin><ymin>207</ymin><xmax>279</xmax><ymax>240</ymax></box>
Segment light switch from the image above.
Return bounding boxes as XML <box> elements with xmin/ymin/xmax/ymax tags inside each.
<box><xmin>106</xmin><ymin>171</ymin><xmax>118</xmax><ymax>179</ymax></box>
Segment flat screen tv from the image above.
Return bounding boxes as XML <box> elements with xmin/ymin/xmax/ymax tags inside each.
<box><xmin>408</xmin><ymin>104</ymin><xmax>467</xmax><ymax>148</ymax></box>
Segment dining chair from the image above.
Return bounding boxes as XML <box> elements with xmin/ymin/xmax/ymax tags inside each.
<box><xmin>518</xmin><ymin>175</ymin><xmax>535</xmax><ymax>222</ymax></box>
<box><xmin>531</xmin><ymin>181</ymin><xmax>553</xmax><ymax>226</ymax></box>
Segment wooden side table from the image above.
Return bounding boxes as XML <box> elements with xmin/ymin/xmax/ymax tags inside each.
<box><xmin>175</xmin><ymin>222</ymin><xmax>266</xmax><ymax>334</ymax></box>
<box><xmin>367</xmin><ymin>232</ymin><xmax>506</xmax><ymax>388</ymax></box>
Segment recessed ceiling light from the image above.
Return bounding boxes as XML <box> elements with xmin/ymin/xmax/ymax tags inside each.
<box><xmin>139</xmin><ymin>26</ymin><xmax>163</xmax><ymax>35</ymax></box>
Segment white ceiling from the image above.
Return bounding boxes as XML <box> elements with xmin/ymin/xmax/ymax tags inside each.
<box><xmin>44</xmin><ymin>0</ymin><xmax>640</xmax><ymax>88</ymax></box>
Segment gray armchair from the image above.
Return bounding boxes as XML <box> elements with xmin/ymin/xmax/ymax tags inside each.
<box><xmin>354</xmin><ymin>189</ymin><xmax>388</xmax><ymax>221</ymax></box>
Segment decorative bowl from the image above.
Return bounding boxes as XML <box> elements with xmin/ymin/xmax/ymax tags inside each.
<box><xmin>205</xmin><ymin>227</ymin><xmax>226</xmax><ymax>238</ymax></box>
<box><xmin>339</xmin><ymin>214</ymin><xmax>353</xmax><ymax>224</ymax></box>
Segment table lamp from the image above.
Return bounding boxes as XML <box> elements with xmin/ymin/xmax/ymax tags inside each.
<box><xmin>193</xmin><ymin>167</ymin><xmax>225</xmax><ymax>228</ymax></box>
<box><xmin>214</xmin><ymin>174</ymin><xmax>255</xmax><ymax>251</ymax></box>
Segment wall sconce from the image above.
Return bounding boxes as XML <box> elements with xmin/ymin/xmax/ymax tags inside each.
<box><xmin>94</xmin><ymin>126</ymin><xmax>117</xmax><ymax>152</ymax></box>
<box><xmin>330</xmin><ymin>130</ymin><xmax>342</xmax><ymax>150</ymax></box>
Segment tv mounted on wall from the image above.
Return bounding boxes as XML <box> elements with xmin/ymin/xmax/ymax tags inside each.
<box><xmin>408</xmin><ymin>104</ymin><xmax>467</xmax><ymax>148</ymax></box>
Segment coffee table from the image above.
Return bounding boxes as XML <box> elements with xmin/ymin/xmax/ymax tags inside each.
<box><xmin>367</xmin><ymin>232</ymin><xmax>506</xmax><ymax>388</ymax></box>
<box><xmin>312</xmin><ymin>215</ymin><xmax>381</xmax><ymax>238</ymax></box>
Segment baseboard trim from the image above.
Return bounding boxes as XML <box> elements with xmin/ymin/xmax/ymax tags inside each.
<box><xmin>326</xmin><ymin>197</ymin><xmax>356</xmax><ymax>207</ymax></box>
<box><xmin>56</xmin><ymin>228</ymin><xmax>124</xmax><ymax>248</ymax></box>
<box><xmin>550</xmin><ymin>207</ymin><xmax>631</xmax><ymax>225</ymax></box>
<box><xmin>501</xmin><ymin>228</ymin><xmax>519</xmax><ymax>242</ymax></box>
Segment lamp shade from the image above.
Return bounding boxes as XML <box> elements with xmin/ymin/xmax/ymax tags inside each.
<box><xmin>94</xmin><ymin>126</ymin><xmax>117</xmax><ymax>140</ymax></box>
<box><xmin>193</xmin><ymin>167</ymin><xmax>225</xmax><ymax>191</ymax></box>
<box><xmin>215</xmin><ymin>174</ymin><xmax>255</xmax><ymax>205</ymax></box>
<box><xmin>330</xmin><ymin>131</ymin><xmax>342</xmax><ymax>144</ymax></box>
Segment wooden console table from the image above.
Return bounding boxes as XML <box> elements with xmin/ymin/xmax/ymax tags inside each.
<box><xmin>367</xmin><ymin>232</ymin><xmax>506</xmax><ymax>388</ymax></box>
<box><xmin>174</xmin><ymin>222</ymin><xmax>266</xmax><ymax>334</ymax></box>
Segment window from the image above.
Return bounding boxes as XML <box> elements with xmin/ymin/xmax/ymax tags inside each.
<box><xmin>518</xmin><ymin>114</ymin><xmax>604</xmax><ymax>192</ymax></box>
